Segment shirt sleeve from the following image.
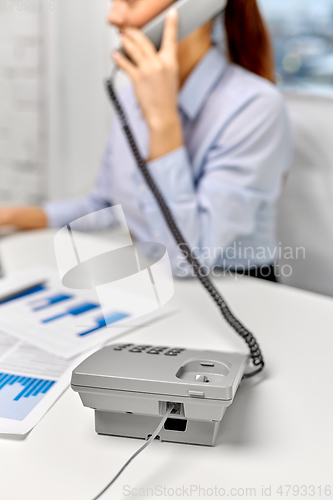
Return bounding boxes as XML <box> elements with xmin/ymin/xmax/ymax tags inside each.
<box><xmin>43</xmin><ymin>133</ymin><xmax>117</xmax><ymax>231</ymax></box>
<box><xmin>135</xmin><ymin>90</ymin><xmax>291</xmax><ymax>276</ymax></box>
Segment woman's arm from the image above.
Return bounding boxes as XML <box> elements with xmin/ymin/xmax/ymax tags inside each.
<box><xmin>43</xmin><ymin>168</ymin><xmax>113</xmax><ymax>231</ymax></box>
<box><xmin>44</xmin><ymin>126</ymin><xmax>117</xmax><ymax>231</ymax></box>
<box><xmin>0</xmin><ymin>207</ymin><xmax>47</xmax><ymax>230</ymax></box>
<box><xmin>111</xmin><ymin>9</ymin><xmax>291</xmax><ymax>276</ymax></box>
<box><xmin>138</xmin><ymin>89</ymin><xmax>291</xmax><ymax>275</ymax></box>
<box><xmin>0</xmin><ymin>129</ymin><xmax>117</xmax><ymax>232</ymax></box>
<box><xmin>113</xmin><ymin>9</ymin><xmax>183</xmax><ymax>162</ymax></box>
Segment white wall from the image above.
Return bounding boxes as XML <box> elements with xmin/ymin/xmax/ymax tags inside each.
<box><xmin>45</xmin><ymin>0</ymin><xmax>117</xmax><ymax>202</ymax></box>
<box><xmin>0</xmin><ymin>5</ymin><xmax>45</xmax><ymax>205</ymax></box>
<box><xmin>0</xmin><ymin>0</ymin><xmax>120</xmax><ymax>206</ymax></box>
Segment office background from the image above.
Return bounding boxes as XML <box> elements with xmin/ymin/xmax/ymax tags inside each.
<box><xmin>0</xmin><ymin>0</ymin><xmax>333</xmax><ymax>205</ymax></box>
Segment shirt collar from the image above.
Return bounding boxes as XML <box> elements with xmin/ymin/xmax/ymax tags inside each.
<box><xmin>178</xmin><ymin>45</ymin><xmax>228</xmax><ymax>121</ymax></box>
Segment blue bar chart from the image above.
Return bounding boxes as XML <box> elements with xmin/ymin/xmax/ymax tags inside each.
<box><xmin>29</xmin><ymin>293</ymin><xmax>73</xmax><ymax>311</ymax></box>
<box><xmin>0</xmin><ymin>372</ymin><xmax>56</xmax><ymax>421</ymax></box>
<box><xmin>0</xmin><ymin>277</ymin><xmax>133</xmax><ymax>357</ymax></box>
<box><xmin>78</xmin><ymin>312</ymin><xmax>129</xmax><ymax>337</ymax></box>
<box><xmin>0</xmin><ymin>284</ymin><xmax>47</xmax><ymax>305</ymax></box>
<box><xmin>41</xmin><ymin>302</ymin><xmax>100</xmax><ymax>324</ymax></box>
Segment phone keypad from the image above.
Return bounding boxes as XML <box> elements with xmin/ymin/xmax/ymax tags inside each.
<box><xmin>114</xmin><ymin>344</ymin><xmax>185</xmax><ymax>356</ymax></box>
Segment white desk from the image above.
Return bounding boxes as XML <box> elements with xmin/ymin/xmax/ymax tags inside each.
<box><xmin>0</xmin><ymin>230</ymin><xmax>332</xmax><ymax>500</ymax></box>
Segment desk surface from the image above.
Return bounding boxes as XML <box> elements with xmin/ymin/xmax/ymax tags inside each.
<box><xmin>0</xmin><ymin>230</ymin><xmax>332</xmax><ymax>500</ymax></box>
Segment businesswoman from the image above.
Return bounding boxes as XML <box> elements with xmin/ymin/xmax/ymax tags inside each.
<box><xmin>0</xmin><ymin>0</ymin><xmax>291</xmax><ymax>280</ymax></box>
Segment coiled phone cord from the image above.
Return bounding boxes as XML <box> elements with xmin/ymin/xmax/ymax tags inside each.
<box><xmin>106</xmin><ymin>72</ymin><xmax>265</xmax><ymax>378</ymax></box>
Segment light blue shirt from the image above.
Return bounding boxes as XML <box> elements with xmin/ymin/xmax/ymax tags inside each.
<box><xmin>45</xmin><ymin>46</ymin><xmax>291</xmax><ymax>277</ymax></box>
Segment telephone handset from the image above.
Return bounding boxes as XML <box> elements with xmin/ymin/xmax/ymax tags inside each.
<box><xmin>117</xmin><ymin>0</ymin><xmax>228</xmax><ymax>57</ymax></box>
<box><xmin>107</xmin><ymin>0</ymin><xmax>265</xmax><ymax>379</ymax></box>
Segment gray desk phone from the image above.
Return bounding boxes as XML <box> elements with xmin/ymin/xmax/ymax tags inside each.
<box><xmin>71</xmin><ymin>343</ymin><xmax>248</xmax><ymax>446</ymax></box>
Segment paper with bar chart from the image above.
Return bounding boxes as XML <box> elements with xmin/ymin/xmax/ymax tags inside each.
<box><xmin>0</xmin><ymin>267</ymin><xmax>174</xmax><ymax>358</ymax></box>
<box><xmin>0</xmin><ymin>267</ymin><xmax>174</xmax><ymax>436</ymax></box>
<box><xmin>0</xmin><ymin>373</ymin><xmax>55</xmax><ymax>420</ymax></box>
<box><xmin>0</xmin><ymin>328</ymin><xmax>91</xmax><ymax>437</ymax></box>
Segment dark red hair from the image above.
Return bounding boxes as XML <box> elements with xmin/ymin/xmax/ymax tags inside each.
<box><xmin>224</xmin><ymin>0</ymin><xmax>275</xmax><ymax>82</ymax></box>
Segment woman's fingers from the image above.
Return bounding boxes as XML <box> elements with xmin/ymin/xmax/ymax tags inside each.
<box><xmin>120</xmin><ymin>34</ymin><xmax>146</xmax><ymax>66</ymax></box>
<box><xmin>117</xmin><ymin>11</ymin><xmax>178</xmax><ymax>73</ymax></box>
<box><xmin>123</xmin><ymin>28</ymin><xmax>157</xmax><ymax>59</ymax></box>
<box><xmin>113</xmin><ymin>51</ymin><xmax>137</xmax><ymax>80</ymax></box>
<box><xmin>161</xmin><ymin>8</ymin><xmax>178</xmax><ymax>56</ymax></box>
<box><xmin>114</xmin><ymin>10</ymin><xmax>179</xmax><ymax>93</ymax></box>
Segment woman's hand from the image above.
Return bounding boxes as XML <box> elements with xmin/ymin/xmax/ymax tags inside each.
<box><xmin>0</xmin><ymin>207</ymin><xmax>48</xmax><ymax>230</ymax></box>
<box><xmin>113</xmin><ymin>9</ymin><xmax>184</xmax><ymax>161</ymax></box>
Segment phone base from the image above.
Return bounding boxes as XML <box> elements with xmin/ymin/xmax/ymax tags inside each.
<box><xmin>95</xmin><ymin>410</ymin><xmax>223</xmax><ymax>447</ymax></box>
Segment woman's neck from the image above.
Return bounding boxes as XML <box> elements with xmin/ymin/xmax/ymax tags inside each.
<box><xmin>177</xmin><ymin>21</ymin><xmax>214</xmax><ymax>88</ymax></box>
